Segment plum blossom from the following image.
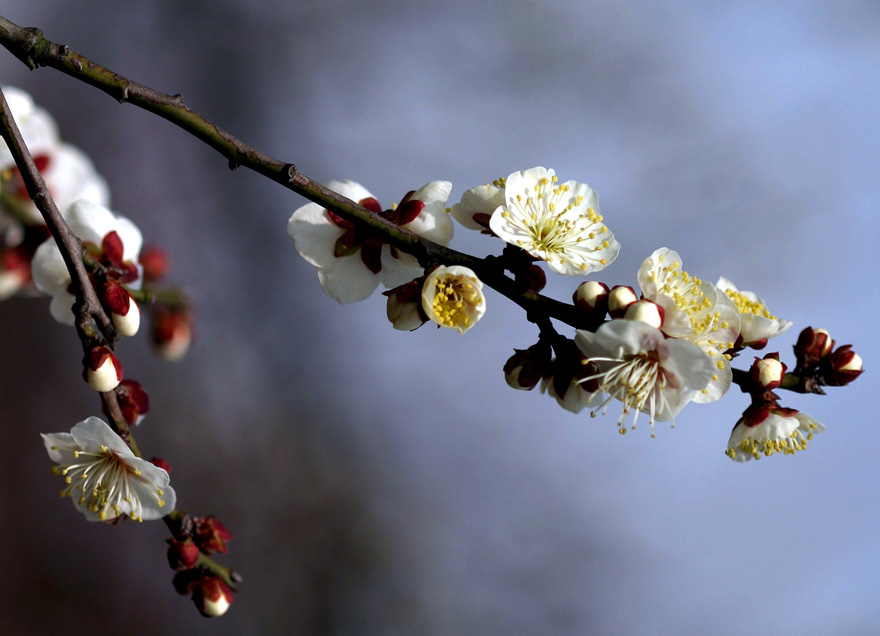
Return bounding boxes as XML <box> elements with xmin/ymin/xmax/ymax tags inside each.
<box><xmin>725</xmin><ymin>408</ymin><xmax>824</xmax><ymax>462</ymax></box>
<box><xmin>288</xmin><ymin>180</ymin><xmax>453</xmax><ymax>304</ymax></box>
<box><xmin>1</xmin><ymin>86</ymin><xmax>110</xmax><ymax>227</ymax></box>
<box><xmin>421</xmin><ymin>265</ymin><xmax>485</xmax><ymax>334</ymax></box>
<box><xmin>575</xmin><ymin>319</ymin><xmax>714</xmax><ymax>435</ymax></box>
<box><xmin>638</xmin><ymin>248</ymin><xmax>740</xmax><ymax>403</ymax></box>
<box><xmin>31</xmin><ymin>200</ymin><xmax>142</xmax><ymax>324</ymax></box>
<box><xmin>41</xmin><ymin>416</ymin><xmax>175</xmax><ymax>521</ymax></box>
<box><xmin>489</xmin><ymin>167</ymin><xmax>620</xmax><ymax>275</ymax></box>
<box><xmin>716</xmin><ymin>276</ymin><xmax>791</xmax><ymax>348</ymax></box>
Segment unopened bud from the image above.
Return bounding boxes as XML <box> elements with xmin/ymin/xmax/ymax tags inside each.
<box><xmin>504</xmin><ymin>342</ymin><xmax>552</xmax><ymax>391</ymax></box>
<box><xmin>84</xmin><ymin>346</ymin><xmax>122</xmax><ymax>392</ymax></box>
<box><xmin>516</xmin><ymin>264</ymin><xmax>546</xmax><ymax>293</ymax></box>
<box><xmin>117</xmin><ymin>379</ymin><xmax>150</xmax><ymax>425</ymax></box>
<box><xmin>193</xmin><ymin>516</ymin><xmax>233</xmax><ymax>555</ymax></box>
<box><xmin>750</xmin><ymin>354</ymin><xmax>786</xmax><ymax>390</ymax></box>
<box><xmin>607</xmin><ymin>285</ymin><xmax>638</xmax><ymax>318</ymax></box>
<box><xmin>623</xmin><ymin>299</ymin><xmax>664</xmax><ymax>329</ymax></box>
<box><xmin>139</xmin><ymin>245</ymin><xmax>169</xmax><ymax>283</ymax></box>
<box><xmin>0</xmin><ymin>246</ymin><xmax>29</xmax><ymax>300</ymax></box>
<box><xmin>150</xmin><ymin>457</ymin><xmax>172</xmax><ymax>473</ymax></box>
<box><xmin>821</xmin><ymin>345</ymin><xmax>864</xmax><ymax>386</ymax></box>
<box><xmin>573</xmin><ymin>281</ymin><xmax>609</xmax><ymax>317</ymax></box>
<box><xmin>384</xmin><ymin>280</ymin><xmax>427</xmax><ymax>331</ymax></box>
<box><xmin>167</xmin><ymin>538</ymin><xmax>200</xmax><ymax>570</ymax></box>
<box><xmin>102</xmin><ymin>281</ymin><xmax>140</xmax><ymax>337</ymax></box>
<box><xmin>152</xmin><ymin>308</ymin><xmax>193</xmax><ymax>361</ymax></box>
<box><xmin>794</xmin><ymin>327</ymin><xmax>834</xmax><ymax>371</ymax></box>
<box><xmin>192</xmin><ymin>577</ymin><xmax>234</xmax><ymax>617</ymax></box>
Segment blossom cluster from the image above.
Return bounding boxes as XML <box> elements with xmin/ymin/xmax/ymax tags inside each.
<box><xmin>2</xmin><ymin>87</ymin><xmax>236</xmax><ymax>616</ymax></box>
<box><xmin>288</xmin><ymin>167</ymin><xmax>862</xmax><ymax>461</ymax></box>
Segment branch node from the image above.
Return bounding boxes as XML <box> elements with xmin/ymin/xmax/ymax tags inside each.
<box><xmin>285</xmin><ymin>163</ymin><xmax>298</xmax><ymax>182</ymax></box>
<box><xmin>228</xmin><ymin>157</ymin><xmax>239</xmax><ymax>171</ymax></box>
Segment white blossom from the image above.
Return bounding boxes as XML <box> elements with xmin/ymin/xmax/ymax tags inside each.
<box><xmin>1</xmin><ymin>86</ymin><xmax>110</xmax><ymax>226</ymax></box>
<box><xmin>287</xmin><ymin>179</ymin><xmax>453</xmax><ymax>304</ymax></box>
<box><xmin>421</xmin><ymin>265</ymin><xmax>485</xmax><ymax>334</ymax></box>
<box><xmin>488</xmin><ymin>167</ymin><xmax>620</xmax><ymax>275</ymax></box>
<box><xmin>576</xmin><ymin>319</ymin><xmax>714</xmax><ymax>435</ymax></box>
<box><xmin>638</xmin><ymin>248</ymin><xmax>740</xmax><ymax>403</ymax></box>
<box><xmin>716</xmin><ymin>276</ymin><xmax>792</xmax><ymax>347</ymax></box>
<box><xmin>31</xmin><ymin>200</ymin><xmax>142</xmax><ymax>324</ymax></box>
<box><xmin>42</xmin><ymin>417</ymin><xmax>175</xmax><ymax>522</ymax></box>
<box><xmin>726</xmin><ymin>409</ymin><xmax>825</xmax><ymax>462</ymax></box>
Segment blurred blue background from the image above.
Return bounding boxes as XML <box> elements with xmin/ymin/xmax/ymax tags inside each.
<box><xmin>1</xmin><ymin>1</ymin><xmax>878</xmax><ymax>634</ymax></box>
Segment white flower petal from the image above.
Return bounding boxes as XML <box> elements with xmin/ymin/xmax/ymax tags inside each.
<box><xmin>316</xmin><ymin>253</ymin><xmax>382</xmax><ymax>304</ymax></box>
<box><xmin>450</xmin><ymin>183</ymin><xmax>504</xmax><ymax>231</ymax></box>
<box><xmin>403</xmin><ymin>180</ymin><xmax>453</xmax><ymax>245</ymax></box>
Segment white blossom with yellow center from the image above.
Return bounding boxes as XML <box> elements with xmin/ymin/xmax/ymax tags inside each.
<box><xmin>575</xmin><ymin>319</ymin><xmax>714</xmax><ymax>436</ymax></box>
<box><xmin>489</xmin><ymin>167</ymin><xmax>621</xmax><ymax>275</ymax></box>
<box><xmin>638</xmin><ymin>248</ymin><xmax>741</xmax><ymax>403</ymax></box>
<box><xmin>726</xmin><ymin>411</ymin><xmax>824</xmax><ymax>462</ymax></box>
<box><xmin>41</xmin><ymin>417</ymin><xmax>175</xmax><ymax>522</ymax></box>
<box><xmin>421</xmin><ymin>265</ymin><xmax>485</xmax><ymax>334</ymax></box>
<box><xmin>716</xmin><ymin>276</ymin><xmax>792</xmax><ymax>346</ymax></box>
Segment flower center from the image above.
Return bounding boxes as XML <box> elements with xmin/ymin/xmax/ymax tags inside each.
<box><xmin>504</xmin><ymin>176</ymin><xmax>608</xmax><ymax>268</ymax></box>
<box><xmin>51</xmin><ymin>445</ymin><xmax>165</xmax><ymax>522</ymax></box>
<box><xmin>431</xmin><ymin>278</ymin><xmax>481</xmax><ymax>330</ymax></box>
<box><xmin>586</xmin><ymin>353</ymin><xmax>671</xmax><ymax>437</ymax></box>
<box><xmin>648</xmin><ymin>256</ymin><xmax>714</xmax><ymax>335</ymax></box>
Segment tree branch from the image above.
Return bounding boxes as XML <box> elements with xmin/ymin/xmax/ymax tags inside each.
<box><xmin>0</xmin><ymin>13</ymin><xmax>587</xmax><ymax>329</ymax></box>
<box><xmin>0</xmin><ymin>84</ymin><xmax>119</xmax><ymax>344</ymax></box>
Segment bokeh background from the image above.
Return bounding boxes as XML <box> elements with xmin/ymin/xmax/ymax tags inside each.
<box><xmin>2</xmin><ymin>1</ymin><xmax>878</xmax><ymax>634</ymax></box>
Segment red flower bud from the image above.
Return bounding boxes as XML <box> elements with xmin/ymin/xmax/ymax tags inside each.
<box><xmin>192</xmin><ymin>576</ymin><xmax>234</xmax><ymax>617</ymax></box>
<box><xmin>167</xmin><ymin>538</ymin><xmax>200</xmax><ymax>570</ymax></box>
<box><xmin>821</xmin><ymin>345</ymin><xmax>864</xmax><ymax>386</ymax></box>
<box><xmin>573</xmin><ymin>281</ymin><xmax>609</xmax><ymax>317</ymax></box>
<box><xmin>794</xmin><ymin>327</ymin><xmax>833</xmax><ymax>371</ymax></box>
<box><xmin>193</xmin><ymin>516</ymin><xmax>233</xmax><ymax>555</ymax></box>
<box><xmin>139</xmin><ymin>245</ymin><xmax>169</xmax><ymax>283</ymax></box>
<box><xmin>504</xmin><ymin>342</ymin><xmax>552</xmax><ymax>391</ymax></box>
<box><xmin>116</xmin><ymin>379</ymin><xmax>150</xmax><ymax>426</ymax></box>
<box><xmin>83</xmin><ymin>346</ymin><xmax>123</xmax><ymax>392</ymax></box>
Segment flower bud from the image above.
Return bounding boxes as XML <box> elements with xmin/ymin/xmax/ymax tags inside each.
<box><xmin>623</xmin><ymin>299</ymin><xmax>664</xmax><ymax>329</ymax></box>
<box><xmin>84</xmin><ymin>346</ymin><xmax>123</xmax><ymax>392</ymax></box>
<box><xmin>572</xmin><ymin>281</ymin><xmax>609</xmax><ymax>317</ymax></box>
<box><xmin>516</xmin><ymin>264</ymin><xmax>546</xmax><ymax>293</ymax></box>
<box><xmin>821</xmin><ymin>345</ymin><xmax>864</xmax><ymax>386</ymax></box>
<box><xmin>116</xmin><ymin>379</ymin><xmax>150</xmax><ymax>426</ymax></box>
<box><xmin>504</xmin><ymin>342</ymin><xmax>552</xmax><ymax>391</ymax></box>
<box><xmin>167</xmin><ymin>538</ymin><xmax>200</xmax><ymax>570</ymax></box>
<box><xmin>0</xmin><ymin>246</ymin><xmax>29</xmax><ymax>300</ymax></box>
<box><xmin>794</xmin><ymin>327</ymin><xmax>833</xmax><ymax>371</ymax></box>
<box><xmin>152</xmin><ymin>307</ymin><xmax>193</xmax><ymax>361</ymax></box>
<box><xmin>750</xmin><ymin>354</ymin><xmax>786</xmax><ymax>391</ymax></box>
<box><xmin>139</xmin><ymin>245</ymin><xmax>169</xmax><ymax>283</ymax></box>
<box><xmin>384</xmin><ymin>280</ymin><xmax>427</xmax><ymax>331</ymax></box>
<box><xmin>192</xmin><ymin>577</ymin><xmax>234</xmax><ymax>618</ymax></box>
<box><xmin>607</xmin><ymin>285</ymin><xmax>638</xmax><ymax>318</ymax></box>
<box><xmin>193</xmin><ymin>516</ymin><xmax>233</xmax><ymax>555</ymax></box>
<box><xmin>150</xmin><ymin>457</ymin><xmax>172</xmax><ymax>473</ymax></box>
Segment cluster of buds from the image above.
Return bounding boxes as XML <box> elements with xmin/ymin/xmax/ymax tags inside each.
<box><xmin>793</xmin><ymin>327</ymin><xmax>863</xmax><ymax>390</ymax></box>
<box><xmin>168</xmin><ymin>515</ymin><xmax>235</xmax><ymax>617</ymax></box>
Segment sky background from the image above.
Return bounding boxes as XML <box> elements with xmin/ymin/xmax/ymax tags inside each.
<box><xmin>1</xmin><ymin>1</ymin><xmax>878</xmax><ymax>634</ymax></box>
